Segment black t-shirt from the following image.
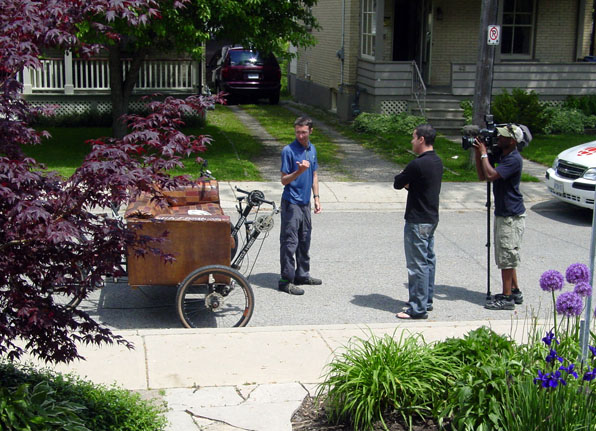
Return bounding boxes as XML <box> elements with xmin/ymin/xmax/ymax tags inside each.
<box><xmin>493</xmin><ymin>150</ymin><xmax>525</xmax><ymax>217</ymax></box>
<box><xmin>393</xmin><ymin>150</ymin><xmax>443</xmax><ymax>224</ymax></box>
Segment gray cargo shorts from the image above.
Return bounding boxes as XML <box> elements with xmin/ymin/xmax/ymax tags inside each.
<box><xmin>494</xmin><ymin>213</ymin><xmax>526</xmax><ymax>269</ymax></box>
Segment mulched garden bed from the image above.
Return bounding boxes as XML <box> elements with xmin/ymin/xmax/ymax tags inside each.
<box><xmin>292</xmin><ymin>395</ymin><xmax>440</xmax><ymax>431</ymax></box>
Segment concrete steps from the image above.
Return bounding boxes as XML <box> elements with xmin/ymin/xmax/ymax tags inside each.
<box><xmin>411</xmin><ymin>90</ymin><xmax>468</xmax><ymax>136</ymax></box>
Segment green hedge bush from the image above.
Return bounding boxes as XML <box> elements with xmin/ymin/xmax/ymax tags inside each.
<box><xmin>0</xmin><ymin>363</ymin><xmax>168</xmax><ymax>431</ymax></box>
<box><xmin>564</xmin><ymin>94</ymin><xmax>596</xmax><ymax>116</ymax></box>
<box><xmin>492</xmin><ymin>89</ymin><xmax>550</xmax><ymax>134</ymax></box>
<box><xmin>352</xmin><ymin>112</ymin><xmax>426</xmax><ymax>135</ymax></box>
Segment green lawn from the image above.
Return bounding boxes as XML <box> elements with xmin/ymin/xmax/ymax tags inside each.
<box><xmin>23</xmin><ymin>103</ymin><xmax>594</xmax><ymax>182</ymax></box>
<box><xmin>522</xmin><ymin>134</ymin><xmax>595</xmax><ymax>167</ymax></box>
<box><xmin>240</xmin><ymin>104</ymin><xmax>349</xmax><ymax>179</ymax></box>
<box><xmin>26</xmin><ymin>106</ymin><xmax>264</xmax><ymax>180</ymax></box>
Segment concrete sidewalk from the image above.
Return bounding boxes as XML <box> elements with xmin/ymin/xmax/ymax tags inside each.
<box><xmin>26</xmin><ymin>320</ymin><xmax>545</xmax><ymax>431</ymax></box>
<box><xmin>218</xmin><ymin>180</ymin><xmax>551</xmax><ymax>212</ymax></box>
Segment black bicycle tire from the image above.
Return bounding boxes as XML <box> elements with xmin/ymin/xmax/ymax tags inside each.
<box><xmin>176</xmin><ymin>264</ymin><xmax>254</xmax><ymax>328</ymax></box>
<box><xmin>49</xmin><ymin>268</ymin><xmax>86</xmax><ymax>310</ymax></box>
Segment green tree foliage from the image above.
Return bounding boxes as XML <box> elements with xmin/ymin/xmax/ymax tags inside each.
<box><xmin>76</xmin><ymin>0</ymin><xmax>319</xmax><ymax>137</ymax></box>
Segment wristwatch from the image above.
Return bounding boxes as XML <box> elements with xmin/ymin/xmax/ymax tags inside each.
<box><xmin>480</xmin><ymin>154</ymin><xmax>488</xmax><ymax>159</ymax></box>
<box><xmin>313</xmin><ymin>194</ymin><xmax>320</xmax><ymax>199</ymax></box>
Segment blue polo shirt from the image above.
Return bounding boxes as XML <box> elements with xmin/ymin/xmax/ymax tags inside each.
<box><xmin>281</xmin><ymin>139</ymin><xmax>318</xmax><ymax>205</ymax></box>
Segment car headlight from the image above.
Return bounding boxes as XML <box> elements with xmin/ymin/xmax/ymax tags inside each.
<box><xmin>552</xmin><ymin>157</ymin><xmax>559</xmax><ymax>170</ymax></box>
<box><xmin>583</xmin><ymin>168</ymin><xmax>596</xmax><ymax>181</ymax></box>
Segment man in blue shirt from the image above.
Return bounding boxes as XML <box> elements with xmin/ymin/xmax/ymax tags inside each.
<box><xmin>474</xmin><ymin>124</ymin><xmax>526</xmax><ymax>310</ymax></box>
<box><xmin>279</xmin><ymin>116</ymin><xmax>322</xmax><ymax>295</ymax></box>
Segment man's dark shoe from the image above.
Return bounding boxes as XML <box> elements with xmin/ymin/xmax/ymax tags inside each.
<box><xmin>426</xmin><ymin>305</ymin><xmax>434</xmax><ymax>312</ymax></box>
<box><xmin>485</xmin><ymin>294</ymin><xmax>515</xmax><ymax>310</ymax></box>
<box><xmin>511</xmin><ymin>288</ymin><xmax>524</xmax><ymax>305</ymax></box>
<box><xmin>294</xmin><ymin>276</ymin><xmax>322</xmax><ymax>286</ymax></box>
<box><xmin>278</xmin><ymin>282</ymin><xmax>304</xmax><ymax>295</ymax></box>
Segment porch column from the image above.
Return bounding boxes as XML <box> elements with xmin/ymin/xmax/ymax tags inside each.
<box><xmin>64</xmin><ymin>51</ymin><xmax>74</xmax><ymax>95</ymax></box>
<box><xmin>374</xmin><ymin>0</ymin><xmax>385</xmax><ymax>61</ymax></box>
<box><xmin>22</xmin><ymin>68</ymin><xmax>32</xmax><ymax>94</ymax></box>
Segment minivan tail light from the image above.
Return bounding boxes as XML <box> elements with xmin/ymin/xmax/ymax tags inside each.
<box><xmin>221</xmin><ymin>66</ymin><xmax>231</xmax><ymax>80</ymax></box>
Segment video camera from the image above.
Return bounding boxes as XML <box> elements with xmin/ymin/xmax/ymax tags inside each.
<box><xmin>461</xmin><ymin>114</ymin><xmax>498</xmax><ymax>152</ymax></box>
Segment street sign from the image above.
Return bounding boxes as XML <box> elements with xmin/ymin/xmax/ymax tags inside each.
<box><xmin>487</xmin><ymin>25</ymin><xmax>500</xmax><ymax>45</ymax></box>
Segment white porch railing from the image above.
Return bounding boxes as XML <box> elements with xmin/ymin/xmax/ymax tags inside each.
<box><xmin>21</xmin><ymin>53</ymin><xmax>199</xmax><ymax>94</ymax></box>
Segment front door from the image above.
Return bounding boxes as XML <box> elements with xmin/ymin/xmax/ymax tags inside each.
<box><xmin>392</xmin><ymin>0</ymin><xmax>432</xmax><ymax>81</ymax></box>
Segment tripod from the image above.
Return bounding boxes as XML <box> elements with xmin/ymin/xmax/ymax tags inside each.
<box><xmin>485</xmin><ymin>182</ymin><xmax>492</xmax><ymax>301</ymax></box>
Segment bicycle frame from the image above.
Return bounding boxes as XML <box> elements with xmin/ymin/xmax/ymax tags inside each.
<box><xmin>231</xmin><ymin>188</ymin><xmax>279</xmax><ymax>270</ymax></box>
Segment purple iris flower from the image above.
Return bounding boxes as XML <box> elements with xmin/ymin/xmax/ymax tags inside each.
<box><xmin>583</xmin><ymin>368</ymin><xmax>596</xmax><ymax>382</ymax></box>
<box><xmin>574</xmin><ymin>281</ymin><xmax>593</xmax><ymax>297</ymax></box>
<box><xmin>559</xmin><ymin>364</ymin><xmax>578</xmax><ymax>379</ymax></box>
<box><xmin>565</xmin><ymin>263</ymin><xmax>591</xmax><ymax>284</ymax></box>
<box><xmin>540</xmin><ymin>270</ymin><xmax>565</xmax><ymax>292</ymax></box>
<box><xmin>535</xmin><ymin>370</ymin><xmax>567</xmax><ymax>388</ymax></box>
<box><xmin>542</xmin><ymin>331</ymin><xmax>559</xmax><ymax>346</ymax></box>
<box><xmin>556</xmin><ymin>292</ymin><xmax>584</xmax><ymax>317</ymax></box>
<box><xmin>546</xmin><ymin>348</ymin><xmax>563</xmax><ymax>364</ymax></box>
<box><xmin>589</xmin><ymin>346</ymin><xmax>596</xmax><ymax>357</ymax></box>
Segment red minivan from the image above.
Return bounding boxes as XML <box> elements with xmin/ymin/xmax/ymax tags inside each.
<box><xmin>212</xmin><ymin>46</ymin><xmax>281</xmax><ymax>104</ymax></box>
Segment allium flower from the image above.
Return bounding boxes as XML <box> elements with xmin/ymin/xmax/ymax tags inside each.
<box><xmin>546</xmin><ymin>348</ymin><xmax>563</xmax><ymax>364</ymax></box>
<box><xmin>565</xmin><ymin>263</ymin><xmax>590</xmax><ymax>284</ymax></box>
<box><xmin>542</xmin><ymin>331</ymin><xmax>559</xmax><ymax>346</ymax></box>
<box><xmin>540</xmin><ymin>270</ymin><xmax>564</xmax><ymax>292</ymax></box>
<box><xmin>574</xmin><ymin>281</ymin><xmax>592</xmax><ymax>297</ymax></box>
<box><xmin>555</xmin><ymin>291</ymin><xmax>584</xmax><ymax>317</ymax></box>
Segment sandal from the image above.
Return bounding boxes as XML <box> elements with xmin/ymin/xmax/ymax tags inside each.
<box><xmin>396</xmin><ymin>310</ymin><xmax>428</xmax><ymax>320</ymax></box>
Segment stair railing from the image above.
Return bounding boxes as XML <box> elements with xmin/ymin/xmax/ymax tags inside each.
<box><xmin>411</xmin><ymin>61</ymin><xmax>427</xmax><ymax>119</ymax></box>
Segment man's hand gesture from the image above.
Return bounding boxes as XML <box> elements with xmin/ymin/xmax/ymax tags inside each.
<box><xmin>296</xmin><ymin>160</ymin><xmax>310</xmax><ymax>174</ymax></box>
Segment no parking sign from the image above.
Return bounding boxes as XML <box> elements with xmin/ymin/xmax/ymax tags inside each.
<box><xmin>487</xmin><ymin>25</ymin><xmax>500</xmax><ymax>45</ymax></box>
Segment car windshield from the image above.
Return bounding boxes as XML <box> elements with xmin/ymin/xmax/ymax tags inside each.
<box><xmin>229</xmin><ymin>50</ymin><xmax>266</xmax><ymax>66</ymax></box>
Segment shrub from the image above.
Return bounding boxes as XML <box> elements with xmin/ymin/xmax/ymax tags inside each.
<box><xmin>352</xmin><ymin>112</ymin><xmax>425</xmax><ymax>135</ymax></box>
<box><xmin>492</xmin><ymin>89</ymin><xmax>549</xmax><ymax>133</ymax></box>
<box><xmin>460</xmin><ymin>99</ymin><xmax>473</xmax><ymax>124</ymax></box>
<box><xmin>564</xmin><ymin>94</ymin><xmax>596</xmax><ymax>116</ymax></box>
<box><xmin>434</xmin><ymin>327</ymin><xmax>532</xmax><ymax>431</ymax></box>
<box><xmin>318</xmin><ymin>332</ymin><xmax>453</xmax><ymax>430</ymax></box>
<box><xmin>543</xmin><ymin>106</ymin><xmax>586</xmax><ymax>134</ymax></box>
<box><xmin>0</xmin><ymin>362</ymin><xmax>168</xmax><ymax>431</ymax></box>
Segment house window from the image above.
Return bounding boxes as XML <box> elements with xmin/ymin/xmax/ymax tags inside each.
<box><xmin>361</xmin><ymin>0</ymin><xmax>376</xmax><ymax>59</ymax></box>
<box><xmin>500</xmin><ymin>0</ymin><xmax>535</xmax><ymax>58</ymax></box>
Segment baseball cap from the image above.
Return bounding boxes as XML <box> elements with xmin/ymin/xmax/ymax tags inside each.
<box><xmin>496</xmin><ymin>124</ymin><xmax>523</xmax><ymax>143</ymax></box>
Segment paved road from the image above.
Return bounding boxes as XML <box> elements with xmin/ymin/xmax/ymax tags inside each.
<box><xmin>80</xmin><ymin>190</ymin><xmax>593</xmax><ymax>329</ymax></box>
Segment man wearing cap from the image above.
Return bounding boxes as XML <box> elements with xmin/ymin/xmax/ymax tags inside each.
<box><xmin>474</xmin><ymin>124</ymin><xmax>526</xmax><ymax>310</ymax></box>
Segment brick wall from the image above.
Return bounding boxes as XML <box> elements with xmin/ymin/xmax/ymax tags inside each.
<box><xmin>535</xmin><ymin>0</ymin><xmax>577</xmax><ymax>61</ymax></box>
<box><xmin>430</xmin><ymin>0</ymin><xmax>480</xmax><ymax>86</ymax></box>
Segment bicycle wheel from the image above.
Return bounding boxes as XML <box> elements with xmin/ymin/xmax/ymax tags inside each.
<box><xmin>49</xmin><ymin>268</ymin><xmax>86</xmax><ymax>310</ymax></box>
<box><xmin>176</xmin><ymin>264</ymin><xmax>254</xmax><ymax>328</ymax></box>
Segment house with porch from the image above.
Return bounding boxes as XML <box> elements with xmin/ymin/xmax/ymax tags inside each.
<box><xmin>19</xmin><ymin>51</ymin><xmax>204</xmax><ymax>116</ymax></box>
<box><xmin>288</xmin><ymin>0</ymin><xmax>596</xmax><ymax>133</ymax></box>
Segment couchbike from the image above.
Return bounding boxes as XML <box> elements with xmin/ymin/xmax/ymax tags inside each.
<box><xmin>174</xmin><ymin>186</ymin><xmax>279</xmax><ymax>328</ymax></box>
<box><xmin>51</xmin><ymin>182</ymin><xmax>279</xmax><ymax>329</ymax></box>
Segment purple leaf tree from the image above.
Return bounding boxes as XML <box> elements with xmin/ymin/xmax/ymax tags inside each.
<box><xmin>0</xmin><ymin>0</ymin><xmax>222</xmax><ymax>363</ymax></box>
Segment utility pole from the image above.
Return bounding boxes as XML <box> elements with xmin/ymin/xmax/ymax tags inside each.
<box><xmin>472</xmin><ymin>0</ymin><xmax>499</xmax><ymax>128</ymax></box>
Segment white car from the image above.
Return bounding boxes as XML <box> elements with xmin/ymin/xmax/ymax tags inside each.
<box><xmin>545</xmin><ymin>141</ymin><xmax>596</xmax><ymax>209</ymax></box>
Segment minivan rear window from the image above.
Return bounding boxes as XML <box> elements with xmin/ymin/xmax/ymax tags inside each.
<box><xmin>229</xmin><ymin>50</ymin><xmax>265</xmax><ymax>66</ymax></box>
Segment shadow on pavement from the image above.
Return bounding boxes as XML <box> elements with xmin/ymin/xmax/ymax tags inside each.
<box><xmin>246</xmin><ymin>272</ymin><xmax>282</xmax><ymax>291</ymax></box>
<box><xmin>530</xmin><ymin>200</ymin><xmax>593</xmax><ymax>226</ymax></box>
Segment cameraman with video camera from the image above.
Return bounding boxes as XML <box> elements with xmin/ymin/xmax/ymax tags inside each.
<box><xmin>473</xmin><ymin>124</ymin><xmax>526</xmax><ymax>310</ymax></box>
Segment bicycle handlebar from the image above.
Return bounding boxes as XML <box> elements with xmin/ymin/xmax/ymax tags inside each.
<box><xmin>235</xmin><ymin>187</ymin><xmax>276</xmax><ymax>207</ymax></box>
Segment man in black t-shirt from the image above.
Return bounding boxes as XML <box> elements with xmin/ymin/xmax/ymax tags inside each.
<box><xmin>474</xmin><ymin>124</ymin><xmax>526</xmax><ymax>310</ymax></box>
<box><xmin>394</xmin><ymin>124</ymin><xmax>443</xmax><ymax>319</ymax></box>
